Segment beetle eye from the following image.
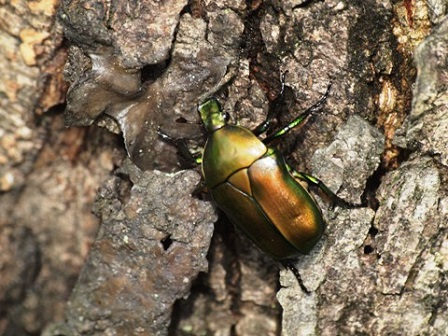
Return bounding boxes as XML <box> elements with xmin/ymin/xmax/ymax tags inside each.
<box><xmin>224</xmin><ymin>112</ymin><xmax>230</xmax><ymax>122</ymax></box>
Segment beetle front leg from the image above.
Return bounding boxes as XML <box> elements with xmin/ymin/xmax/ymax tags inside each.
<box><xmin>252</xmin><ymin>71</ymin><xmax>288</xmax><ymax>136</ymax></box>
<box><xmin>290</xmin><ymin>170</ymin><xmax>362</xmax><ymax>209</ymax></box>
<box><xmin>252</xmin><ymin>105</ymin><xmax>279</xmax><ymax>136</ymax></box>
<box><xmin>263</xmin><ymin>84</ymin><xmax>331</xmax><ymax>145</ymax></box>
<box><xmin>157</xmin><ymin>126</ymin><xmax>202</xmax><ymax>165</ymax></box>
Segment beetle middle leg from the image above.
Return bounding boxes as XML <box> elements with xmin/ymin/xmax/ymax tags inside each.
<box><xmin>290</xmin><ymin>170</ymin><xmax>362</xmax><ymax>208</ymax></box>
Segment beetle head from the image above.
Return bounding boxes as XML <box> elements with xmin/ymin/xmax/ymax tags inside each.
<box><xmin>198</xmin><ymin>98</ymin><xmax>226</xmax><ymax>133</ymax></box>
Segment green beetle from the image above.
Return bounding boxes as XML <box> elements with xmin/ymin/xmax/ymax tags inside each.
<box><xmin>198</xmin><ymin>92</ymin><xmax>339</xmax><ymax>260</ymax></box>
<box><xmin>159</xmin><ymin>86</ymin><xmax>348</xmax><ymax>265</ymax></box>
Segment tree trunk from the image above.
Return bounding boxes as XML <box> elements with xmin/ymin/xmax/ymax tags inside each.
<box><xmin>1</xmin><ymin>0</ymin><xmax>447</xmax><ymax>335</ymax></box>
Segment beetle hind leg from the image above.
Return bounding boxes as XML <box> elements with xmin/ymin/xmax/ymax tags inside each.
<box><xmin>281</xmin><ymin>261</ymin><xmax>311</xmax><ymax>294</ymax></box>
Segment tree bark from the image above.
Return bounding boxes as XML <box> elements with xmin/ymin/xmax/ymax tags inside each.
<box><xmin>1</xmin><ymin>0</ymin><xmax>447</xmax><ymax>335</ymax></box>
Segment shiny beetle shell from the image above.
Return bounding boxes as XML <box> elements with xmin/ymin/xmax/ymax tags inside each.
<box><xmin>199</xmin><ymin>98</ymin><xmax>325</xmax><ymax>260</ymax></box>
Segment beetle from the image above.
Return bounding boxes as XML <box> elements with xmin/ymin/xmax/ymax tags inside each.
<box><xmin>159</xmin><ymin>84</ymin><xmax>350</xmax><ymax>289</ymax></box>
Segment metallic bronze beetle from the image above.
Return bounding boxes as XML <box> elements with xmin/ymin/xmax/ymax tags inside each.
<box><xmin>160</xmin><ymin>85</ymin><xmax>351</xmax><ymax>289</ymax></box>
<box><xmin>198</xmin><ymin>93</ymin><xmax>336</xmax><ymax>259</ymax></box>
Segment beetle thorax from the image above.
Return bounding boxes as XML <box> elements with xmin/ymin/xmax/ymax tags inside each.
<box><xmin>202</xmin><ymin>125</ymin><xmax>267</xmax><ymax>189</ymax></box>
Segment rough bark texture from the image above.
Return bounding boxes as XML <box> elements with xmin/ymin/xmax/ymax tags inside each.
<box><xmin>1</xmin><ymin>0</ymin><xmax>448</xmax><ymax>336</ymax></box>
<box><xmin>0</xmin><ymin>1</ymin><xmax>106</xmax><ymax>335</ymax></box>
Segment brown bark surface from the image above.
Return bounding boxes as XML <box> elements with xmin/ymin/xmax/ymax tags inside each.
<box><xmin>1</xmin><ymin>1</ymin><xmax>447</xmax><ymax>335</ymax></box>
